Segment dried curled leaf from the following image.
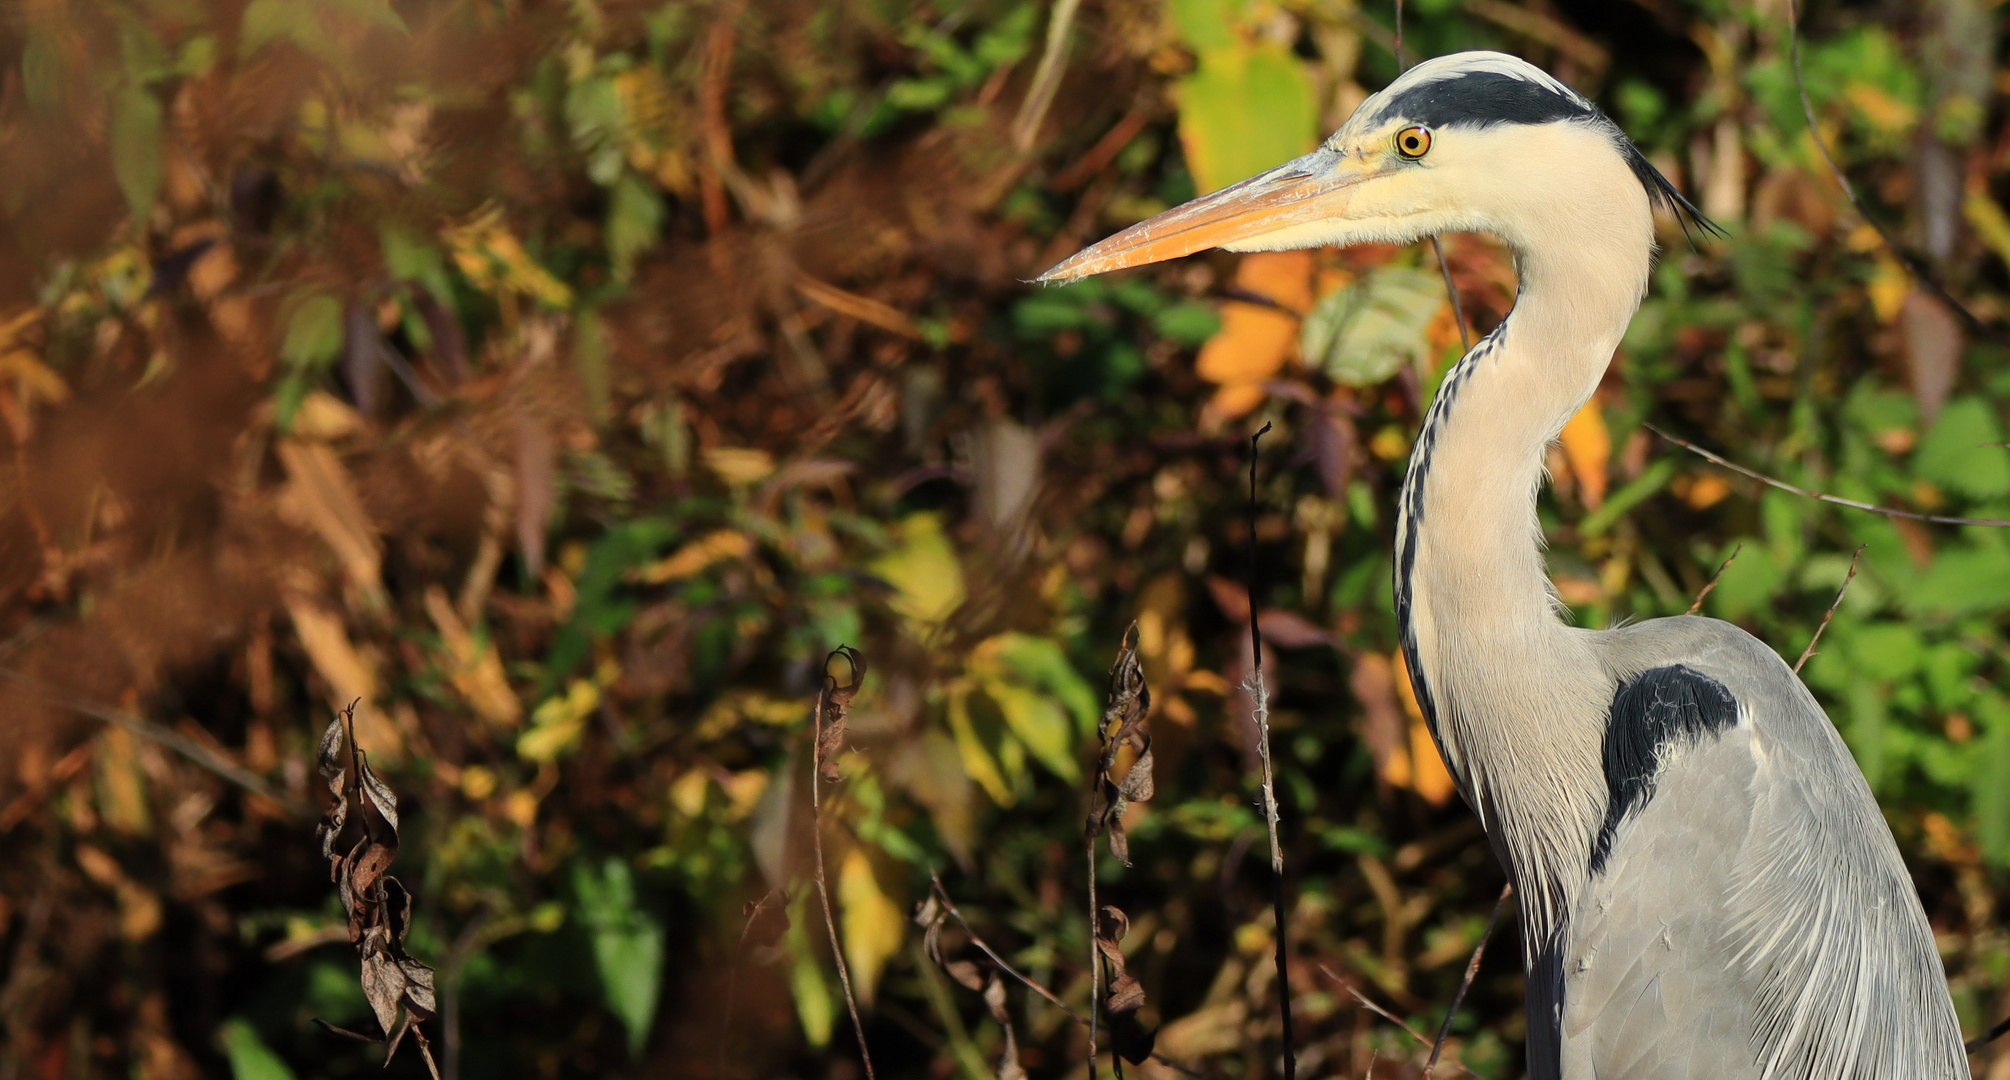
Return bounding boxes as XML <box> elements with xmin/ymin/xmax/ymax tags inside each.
<box><xmin>815</xmin><ymin>645</ymin><xmax>866</xmax><ymax>784</ymax></box>
<box><xmin>1088</xmin><ymin>625</ymin><xmax>1154</xmax><ymax>866</ymax></box>
<box><xmin>1093</xmin><ymin>903</ymin><xmax>1156</xmax><ymax>1064</ymax></box>
<box><xmin>312</xmin><ymin>704</ymin><xmax>440</xmax><ymax>1080</ymax></box>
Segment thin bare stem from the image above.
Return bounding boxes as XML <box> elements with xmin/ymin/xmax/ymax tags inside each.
<box><xmin>1430</xmin><ymin>238</ymin><xmax>1472</xmax><ymax>351</ymax></box>
<box><xmin>810</xmin><ymin>671</ymin><xmax>876</xmax><ymax>1080</ymax></box>
<box><xmin>1424</xmin><ymin>884</ymin><xmax>1512</xmax><ymax>1079</ymax></box>
<box><xmin>1316</xmin><ymin>965</ymin><xmax>1487</xmax><ymax>1080</ymax></box>
<box><xmin>1012</xmin><ymin>0</ymin><xmax>1084</xmax><ymax>151</ymax></box>
<box><xmin>1687</xmin><ymin>543</ymin><xmax>1743</xmax><ymax>616</ymax></box>
<box><xmin>0</xmin><ymin>668</ymin><xmax>310</xmax><ymax>817</ymax></box>
<box><xmin>1243</xmin><ymin>422</ymin><xmax>1297</xmax><ymax>1080</ymax></box>
<box><xmin>927</xmin><ymin>873</ymin><xmax>1215</xmax><ymax>1080</ymax></box>
<box><xmin>1647</xmin><ymin>425</ymin><xmax>2010</xmax><ymax>528</ymax></box>
<box><xmin>1794</xmin><ymin>545</ymin><xmax>1865</xmax><ymax>674</ymax></box>
<box><xmin>1785</xmin><ymin>0</ymin><xmax>2009</xmax><ymax>350</ymax></box>
<box><xmin>1086</xmin><ymin>838</ymin><xmax>1099</xmax><ymax>1077</ymax></box>
<box><xmin>1393</xmin><ymin>0</ymin><xmax>1405</xmax><ymax>68</ymax></box>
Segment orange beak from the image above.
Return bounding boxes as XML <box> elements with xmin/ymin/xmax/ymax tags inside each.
<box><xmin>1036</xmin><ymin>146</ymin><xmax>1379</xmax><ymax>284</ymax></box>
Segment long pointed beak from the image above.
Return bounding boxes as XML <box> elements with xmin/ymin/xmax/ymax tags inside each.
<box><xmin>1037</xmin><ymin>146</ymin><xmax>1378</xmax><ymax>284</ymax></box>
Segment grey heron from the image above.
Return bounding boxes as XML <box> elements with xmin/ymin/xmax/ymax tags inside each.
<box><xmin>1042</xmin><ymin>52</ymin><xmax>1969</xmax><ymax>1078</ymax></box>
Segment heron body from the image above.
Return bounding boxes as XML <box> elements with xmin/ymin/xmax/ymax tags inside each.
<box><xmin>1043</xmin><ymin>52</ymin><xmax>1968</xmax><ymax>1078</ymax></box>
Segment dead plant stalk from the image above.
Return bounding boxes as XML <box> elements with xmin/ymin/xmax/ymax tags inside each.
<box><xmin>810</xmin><ymin>648</ymin><xmax>875</xmax><ymax>1080</ymax></box>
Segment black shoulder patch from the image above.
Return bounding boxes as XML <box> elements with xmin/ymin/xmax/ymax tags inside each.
<box><xmin>1590</xmin><ymin>665</ymin><xmax>1739</xmax><ymax>875</ymax></box>
<box><xmin>1371</xmin><ymin>70</ymin><xmax>1592</xmax><ymax>131</ymax></box>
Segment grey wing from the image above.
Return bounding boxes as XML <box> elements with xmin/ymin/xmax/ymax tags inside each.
<box><xmin>1565</xmin><ymin>618</ymin><xmax>1968</xmax><ymax>1080</ymax></box>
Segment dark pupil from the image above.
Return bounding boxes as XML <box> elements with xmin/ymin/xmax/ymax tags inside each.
<box><xmin>1404</xmin><ymin>133</ymin><xmax>1422</xmax><ymax>152</ymax></box>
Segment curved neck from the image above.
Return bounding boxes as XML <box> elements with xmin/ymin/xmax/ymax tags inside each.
<box><xmin>1394</xmin><ymin>227</ymin><xmax>1649</xmax><ymax>927</ymax></box>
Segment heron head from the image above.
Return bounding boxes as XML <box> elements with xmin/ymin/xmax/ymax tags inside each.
<box><xmin>1038</xmin><ymin>52</ymin><xmax>1714</xmax><ymax>285</ymax></box>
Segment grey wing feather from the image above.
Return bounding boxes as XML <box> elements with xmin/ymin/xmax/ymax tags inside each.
<box><xmin>1567</xmin><ymin>618</ymin><xmax>1967</xmax><ymax>1080</ymax></box>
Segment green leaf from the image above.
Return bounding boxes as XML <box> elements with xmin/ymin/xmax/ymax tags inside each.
<box><xmin>989</xmin><ymin>633</ymin><xmax>1099</xmax><ymax>738</ymax></box>
<box><xmin>280</xmin><ymin>293</ymin><xmax>346</xmax><ymax>372</ymax></box>
<box><xmin>1175</xmin><ymin>44</ymin><xmax>1315</xmax><ymax>194</ymax></box>
<box><xmin>239</xmin><ymin>0</ymin><xmax>313</xmax><ymax>57</ymax></box>
<box><xmin>1906</xmin><ymin>543</ymin><xmax>2010</xmax><ymax>619</ymax></box>
<box><xmin>1154</xmin><ymin>301</ymin><xmax>1222</xmax><ymax>346</ymax></box>
<box><xmin>785</xmin><ymin>891</ymin><xmax>835</xmax><ymax>1046</ymax></box>
<box><xmin>1579</xmin><ymin>458</ymin><xmax>1676</xmax><ymax>539</ymax></box>
<box><xmin>1706</xmin><ymin>538</ymin><xmax>1786</xmax><ymax>622</ymax></box>
<box><xmin>869</xmin><ymin>514</ymin><xmax>965</xmax><ymax>627</ymax></box>
<box><xmin>1301</xmin><ymin>265</ymin><xmax>1444</xmax><ymax>388</ymax></box>
<box><xmin>573</xmin><ymin>858</ymin><xmax>664</xmax><ymax>1059</ymax></box>
<box><xmin>217</xmin><ymin>1018</ymin><xmax>298</xmax><ymax>1080</ymax></box>
<box><xmin>1915</xmin><ymin>396</ymin><xmax>2010</xmax><ymax>499</ymax></box>
<box><xmin>379</xmin><ymin>226</ymin><xmax>455</xmax><ymax>303</ymax></box>
<box><xmin>1167</xmin><ymin>0</ymin><xmax>1240</xmax><ymax>52</ymax></box>
<box><xmin>984</xmin><ymin>681</ymin><xmax>1077</xmax><ymax>782</ymax></box>
<box><xmin>109</xmin><ymin>83</ymin><xmax>164</xmax><ymax>226</ymax></box>
<box><xmin>1844</xmin><ymin>622</ymin><xmax>1924</xmax><ymax>682</ymax></box>
<box><xmin>1975</xmin><ymin>694</ymin><xmax>2010</xmax><ymax>866</ymax></box>
<box><xmin>606</xmin><ymin>172</ymin><xmax>664</xmax><ymax>283</ymax></box>
<box><xmin>325</xmin><ymin>0</ymin><xmax>409</xmax><ymax>34</ymax></box>
<box><xmin>1845</xmin><ymin>673</ymin><xmax>1888</xmax><ymax>792</ymax></box>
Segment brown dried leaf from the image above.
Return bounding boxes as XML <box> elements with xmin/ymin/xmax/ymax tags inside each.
<box><xmin>815</xmin><ymin>646</ymin><xmax>866</xmax><ymax>783</ymax></box>
<box><xmin>945</xmin><ymin>959</ymin><xmax>985</xmax><ymax>991</ymax></box>
<box><xmin>1106</xmin><ymin>973</ymin><xmax>1146</xmax><ymax>1015</ymax></box>
<box><xmin>315</xmin><ymin>714</ymin><xmax>349</xmax><ymax>875</ymax></box>
<box><xmin>361</xmin><ymin>952</ymin><xmax>407</xmax><ymax>1035</ymax></box>
<box><xmin>1117</xmin><ymin>746</ymin><xmax>1155</xmax><ymax>803</ymax></box>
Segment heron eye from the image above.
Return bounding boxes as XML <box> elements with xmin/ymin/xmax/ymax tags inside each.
<box><xmin>1394</xmin><ymin>126</ymin><xmax>1432</xmax><ymax>159</ymax></box>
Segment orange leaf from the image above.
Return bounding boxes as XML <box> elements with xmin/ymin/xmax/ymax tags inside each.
<box><xmin>1392</xmin><ymin>651</ymin><xmax>1455</xmax><ymax>806</ymax></box>
<box><xmin>1559</xmin><ymin>401</ymin><xmax>1611</xmax><ymax>509</ymax></box>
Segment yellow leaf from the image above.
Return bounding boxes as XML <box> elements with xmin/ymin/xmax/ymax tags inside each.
<box><xmin>1868</xmin><ymin>256</ymin><xmax>1909</xmax><ymax>324</ymax></box>
<box><xmin>669</xmin><ymin>770</ymin><xmax>709</xmax><ymax>817</ymax></box>
<box><xmin>518</xmin><ymin>678</ymin><xmax>601</xmax><ymax>762</ymax></box>
<box><xmin>441</xmin><ymin>204</ymin><xmax>573</xmax><ymax>308</ymax></box>
<box><xmin>945</xmin><ymin>684</ymin><xmax>1014</xmax><ymax>806</ymax></box>
<box><xmin>1176</xmin><ymin>44</ymin><xmax>1317</xmax><ymax>194</ymax></box>
<box><xmin>1964</xmin><ymin>185</ymin><xmax>2010</xmax><ymax>272</ymax></box>
<box><xmin>838</xmin><ymin>849</ymin><xmax>905</xmax><ymax>1006</ymax></box>
<box><xmin>275</xmin><ymin>439</ymin><xmax>384</xmax><ymax>600</ymax></box>
<box><xmin>786</xmin><ymin>892</ymin><xmax>836</xmax><ymax>1046</ymax></box>
<box><xmin>702</xmin><ymin>447</ymin><xmax>774</xmax><ymax>485</ymax></box>
<box><xmin>284</xmin><ymin>594</ymin><xmax>401</xmax><ymax>759</ymax></box>
<box><xmin>1559</xmin><ymin>401</ymin><xmax>1611</xmax><ymax>509</ymax></box>
<box><xmin>870</xmin><ymin>514</ymin><xmax>964</xmax><ymax>627</ymax></box>
<box><xmin>1844</xmin><ymin>81</ymin><xmax>1916</xmax><ymax>134</ymax></box>
<box><xmin>632</xmin><ymin>529</ymin><xmax>752</xmax><ymax>584</ymax></box>
<box><xmin>0</xmin><ymin>348</ymin><xmax>68</xmax><ymax>404</ymax></box>
<box><xmin>425</xmin><ymin>586</ymin><xmax>522</xmax><ymax>727</ymax></box>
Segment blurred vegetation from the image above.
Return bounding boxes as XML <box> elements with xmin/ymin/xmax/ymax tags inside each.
<box><xmin>3</xmin><ymin>0</ymin><xmax>2010</xmax><ymax>1078</ymax></box>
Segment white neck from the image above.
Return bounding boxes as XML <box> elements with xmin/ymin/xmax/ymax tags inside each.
<box><xmin>1394</xmin><ymin>208</ymin><xmax>1652</xmax><ymax>935</ymax></box>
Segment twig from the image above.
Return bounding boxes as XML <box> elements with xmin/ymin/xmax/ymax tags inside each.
<box><xmin>1430</xmin><ymin>239</ymin><xmax>1472</xmax><ymax>352</ymax></box>
<box><xmin>1012</xmin><ymin>0</ymin><xmax>1084</xmax><ymax>151</ymax></box>
<box><xmin>1424</xmin><ymin>883</ymin><xmax>1512</xmax><ymax>1079</ymax></box>
<box><xmin>1646</xmin><ymin>424</ymin><xmax>2010</xmax><ymax>528</ymax></box>
<box><xmin>1794</xmin><ymin>545</ymin><xmax>1864</xmax><ymax>673</ymax></box>
<box><xmin>1395</xmin><ymin>9</ymin><xmax>1472</xmax><ymax>358</ymax></box>
<box><xmin>1242</xmin><ymin>421</ymin><xmax>1296</xmax><ymax>1080</ymax></box>
<box><xmin>1393</xmin><ymin>0</ymin><xmax>1405</xmax><ymax>68</ymax></box>
<box><xmin>1686</xmin><ymin>543</ymin><xmax>1742</xmax><ymax>616</ymax></box>
<box><xmin>810</xmin><ymin>648</ymin><xmax>876</xmax><ymax>1080</ymax></box>
<box><xmin>926</xmin><ymin>873</ymin><xmax>1215</xmax><ymax>1080</ymax></box>
<box><xmin>1087</xmin><ymin>801</ymin><xmax>1100</xmax><ymax>1077</ymax></box>
<box><xmin>1785</xmin><ymin>0</ymin><xmax>2010</xmax><ymax>350</ymax></box>
<box><xmin>1967</xmin><ymin>1015</ymin><xmax>2010</xmax><ymax>1054</ymax></box>
<box><xmin>0</xmin><ymin>668</ymin><xmax>310</xmax><ymax>817</ymax></box>
<box><xmin>719</xmin><ymin>887</ymin><xmax>789</xmax><ymax>1079</ymax></box>
<box><xmin>1316</xmin><ymin>965</ymin><xmax>1486</xmax><ymax>1080</ymax></box>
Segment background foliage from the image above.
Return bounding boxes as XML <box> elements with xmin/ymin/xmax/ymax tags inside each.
<box><xmin>3</xmin><ymin>0</ymin><xmax>2010</xmax><ymax>1077</ymax></box>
